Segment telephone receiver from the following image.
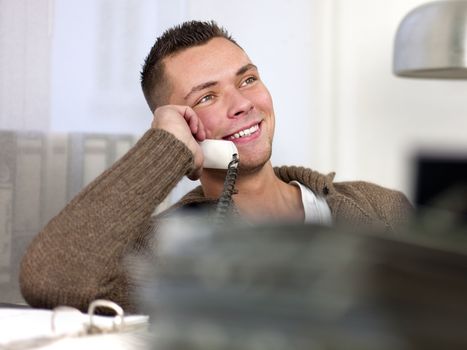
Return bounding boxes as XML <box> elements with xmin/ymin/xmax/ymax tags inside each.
<box><xmin>199</xmin><ymin>139</ymin><xmax>239</xmax><ymax>169</ymax></box>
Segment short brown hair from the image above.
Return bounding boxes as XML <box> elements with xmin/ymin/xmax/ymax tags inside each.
<box><xmin>140</xmin><ymin>20</ymin><xmax>239</xmax><ymax>112</ymax></box>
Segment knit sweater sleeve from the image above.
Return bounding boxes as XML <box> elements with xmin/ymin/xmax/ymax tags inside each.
<box><xmin>19</xmin><ymin>129</ymin><xmax>194</xmax><ymax>312</ymax></box>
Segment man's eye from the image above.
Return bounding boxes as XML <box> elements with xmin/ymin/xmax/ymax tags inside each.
<box><xmin>242</xmin><ymin>76</ymin><xmax>257</xmax><ymax>86</ymax></box>
<box><xmin>196</xmin><ymin>94</ymin><xmax>214</xmax><ymax>105</ymax></box>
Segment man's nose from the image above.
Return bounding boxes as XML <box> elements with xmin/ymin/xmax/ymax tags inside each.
<box><xmin>226</xmin><ymin>89</ymin><xmax>254</xmax><ymax>119</ymax></box>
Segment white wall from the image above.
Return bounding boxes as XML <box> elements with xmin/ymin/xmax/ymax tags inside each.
<box><xmin>49</xmin><ymin>0</ymin><xmax>185</xmax><ymax>135</ymax></box>
<box><xmin>0</xmin><ymin>0</ymin><xmax>52</xmax><ymax>131</ymax></box>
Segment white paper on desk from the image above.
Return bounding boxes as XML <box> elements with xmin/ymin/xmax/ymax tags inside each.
<box><xmin>0</xmin><ymin>308</ymin><xmax>149</xmax><ymax>349</ymax></box>
<box><xmin>28</xmin><ymin>331</ymin><xmax>150</xmax><ymax>350</ymax></box>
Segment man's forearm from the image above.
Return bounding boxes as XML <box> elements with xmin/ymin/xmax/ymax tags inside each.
<box><xmin>19</xmin><ymin>128</ymin><xmax>194</xmax><ymax>312</ymax></box>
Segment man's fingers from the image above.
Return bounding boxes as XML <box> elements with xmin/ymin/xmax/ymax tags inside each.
<box><xmin>152</xmin><ymin>105</ymin><xmax>206</xmax><ymax>180</ymax></box>
<box><xmin>187</xmin><ymin>166</ymin><xmax>203</xmax><ymax>181</ymax></box>
<box><xmin>181</xmin><ymin>107</ymin><xmax>206</xmax><ymax>141</ymax></box>
<box><xmin>182</xmin><ymin>107</ymin><xmax>202</xmax><ymax>139</ymax></box>
<box><xmin>187</xmin><ymin>112</ymin><xmax>199</xmax><ymax>134</ymax></box>
<box><xmin>196</xmin><ymin>122</ymin><xmax>207</xmax><ymax>141</ymax></box>
<box><xmin>153</xmin><ymin>105</ymin><xmax>204</xmax><ymax>139</ymax></box>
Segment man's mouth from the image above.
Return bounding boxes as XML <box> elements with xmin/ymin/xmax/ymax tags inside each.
<box><xmin>226</xmin><ymin>123</ymin><xmax>260</xmax><ymax>140</ymax></box>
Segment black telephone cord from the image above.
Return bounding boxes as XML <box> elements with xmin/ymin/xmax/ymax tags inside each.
<box><xmin>214</xmin><ymin>154</ymin><xmax>239</xmax><ymax>224</ymax></box>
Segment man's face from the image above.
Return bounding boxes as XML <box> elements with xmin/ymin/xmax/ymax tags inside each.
<box><xmin>163</xmin><ymin>37</ymin><xmax>275</xmax><ymax>173</ymax></box>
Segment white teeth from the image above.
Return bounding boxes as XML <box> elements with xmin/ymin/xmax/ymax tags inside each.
<box><xmin>229</xmin><ymin>124</ymin><xmax>259</xmax><ymax>140</ymax></box>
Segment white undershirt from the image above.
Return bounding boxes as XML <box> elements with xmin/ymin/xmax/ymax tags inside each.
<box><xmin>290</xmin><ymin>181</ymin><xmax>332</xmax><ymax>225</ymax></box>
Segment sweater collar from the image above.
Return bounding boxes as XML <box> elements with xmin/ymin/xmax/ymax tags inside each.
<box><xmin>273</xmin><ymin>166</ymin><xmax>336</xmax><ymax>197</ymax></box>
<box><xmin>177</xmin><ymin>166</ymin><xmax>335</xmax><ymax>208</ymax></box>
<box><xmin>173</xmin><ymin>165</ymin><xmax>387</xmax><ymax>230</ymax></box>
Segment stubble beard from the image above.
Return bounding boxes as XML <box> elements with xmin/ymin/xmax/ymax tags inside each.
<box><xmin>236</xmin><ymin>142</ymin><xmax>273</xmax><ymax>176</ymax></box>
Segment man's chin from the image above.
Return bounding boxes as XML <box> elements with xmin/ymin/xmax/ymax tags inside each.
<box><xmin>237</xmin><ymin>157</ymin><xmax>271</xmax><ymax>176</ymax></box>
<box><xmin>238</xmin><ymin>147</ymin><xmax>272</xmax><ymax>174</ymax></box>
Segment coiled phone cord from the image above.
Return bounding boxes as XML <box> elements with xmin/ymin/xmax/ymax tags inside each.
<box><xmin>214</xmin><ymin>154</ymin><xmax>239</xmax><ymax>224</ymax></box>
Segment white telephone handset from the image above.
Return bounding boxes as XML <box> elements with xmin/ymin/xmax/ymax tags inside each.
<box><xmin>199</xmin><ymin>139</ymin><xmax>238</xmax><ymax>170</ymax></box>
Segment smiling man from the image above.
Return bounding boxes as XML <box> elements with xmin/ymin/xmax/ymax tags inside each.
<box><xmin>20</xmin><ymin>21</ymin><xmax>412</xmax><ymax>312</ymax></box>
<box><xmin>147</xmin><ymin>31</ymin><xmax>302</xmax><ymax>222</ymax></box>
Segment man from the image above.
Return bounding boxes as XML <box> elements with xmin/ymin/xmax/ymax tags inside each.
<box><xmin>20</xmin><ymin>21</ymin><xmax>412</xmax><ymax>313</ymax></box>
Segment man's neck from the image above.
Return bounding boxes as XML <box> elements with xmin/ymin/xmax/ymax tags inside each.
<box><xmin>200</xmin><ymin>162</ymin><xmax>304</xmax><ymax>223</ymax></box>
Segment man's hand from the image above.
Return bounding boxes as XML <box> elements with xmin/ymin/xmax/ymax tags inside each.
<box><xmin>151</xmin><ymin>105</ymin><xmax>206</xmax><ymax>180</ymax></box>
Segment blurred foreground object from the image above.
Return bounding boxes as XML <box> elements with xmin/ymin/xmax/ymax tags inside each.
<box><xmin>137</xmin><ymin>215</ymin><xmax>467</xmax><ymax>350</ymax></box>
<box><xmin>394</xmin><ymin>0</ymin><xmax>467</xmax><ymax>79</ymax></box>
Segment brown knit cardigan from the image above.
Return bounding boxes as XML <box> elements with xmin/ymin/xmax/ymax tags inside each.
<box><xmin>19</xmin><ymin>129</ymin><xmax>412</xmax><ymax>313</ymax></box>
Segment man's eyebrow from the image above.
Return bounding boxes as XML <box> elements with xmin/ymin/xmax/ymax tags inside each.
<box><xmin>236</xmin><ymin>63</ymin><xmax>258</xmax><ymax>76</ymax></box>
<box><xmin>184</xmin><ymin>81</ymin><xmax>218</xmax><ymax>101</ymax></box>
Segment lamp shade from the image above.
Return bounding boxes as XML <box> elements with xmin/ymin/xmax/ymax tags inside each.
<box><xmin>393</xmin><ymin>0</ymin><xmax>467</xmax><ymax>79</ymax></box>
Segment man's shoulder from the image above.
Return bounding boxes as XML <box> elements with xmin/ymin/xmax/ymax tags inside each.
<box><xmin>330</xmin><ymin>179</ymin><xmax>413</xmax><ymax>228</ymax></box>
<box><xmin>273</xmin><ymin>165</ymin><xmax>335</xmax><ymax>196</ymax></box>
<box><xmin>332</xmin><ymin>180</ymin><xmax>410</xmax><ymax>205</ymax></box>
<box><xmin>273</xmin><ymin>164</ymin><xmax>409</xmax><ymax>203</ymax></box>
<box><xmin>274</xmin><ymin>165</ymin><xmax>412</xmax><ymax>228</ymax></box>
